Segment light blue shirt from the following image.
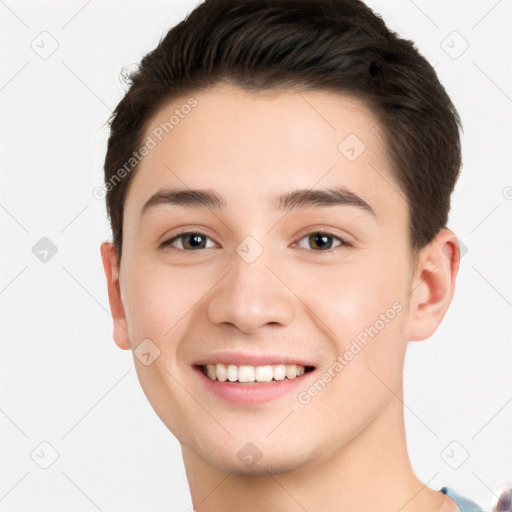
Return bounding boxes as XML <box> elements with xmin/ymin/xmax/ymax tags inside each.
<box><xmin>440</xmin><ymin>487</ymin><xmax>484</xmax><ymax>512</ymax></box>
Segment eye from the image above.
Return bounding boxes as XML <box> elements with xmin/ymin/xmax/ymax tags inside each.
<box><xmin>294</xmin><ymin>231</ymin><xmax>350</xmax><ymax>253</ymax></box>
<box><xmin>160</xmin><ymin>231</ymin><xmax>216</xmax><ymax>251</ymax></box>
<box><xmin>159</xmin><ymin>230</ymin><xmax>351</xmax><ymax>253</ymax></box>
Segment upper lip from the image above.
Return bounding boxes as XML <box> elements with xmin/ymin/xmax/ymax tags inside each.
<box><xmin>195</xmin><ymin>351</ymin><xmax>315</xmax><ymax>368</ymax></box>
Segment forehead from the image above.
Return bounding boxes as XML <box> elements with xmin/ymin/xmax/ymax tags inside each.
<box><xmin>125</xmin><ymin>83</ymin><xmax>404</xmax><ymax>222</ymax></box>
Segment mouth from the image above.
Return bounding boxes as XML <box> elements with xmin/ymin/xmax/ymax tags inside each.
<box><xmin>195</xmin><ymin>360</ymin><xmax>316</xmax><ymax>405</ymax></box>
<box><xmin>198</xmin><ymin>363</ymin><xmax>315</xmax><ymax>383</ymax></box>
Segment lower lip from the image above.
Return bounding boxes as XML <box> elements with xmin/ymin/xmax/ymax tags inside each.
<box><xmin>195</xmin><ymin>366</ymin><xmax>314</xmax><ymax>405</ymax></box>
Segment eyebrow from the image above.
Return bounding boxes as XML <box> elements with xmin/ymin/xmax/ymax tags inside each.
<box><xmin>141</xmin><ymin>186</ymin><xmax>377</xmax><ymax>219</ymax></box>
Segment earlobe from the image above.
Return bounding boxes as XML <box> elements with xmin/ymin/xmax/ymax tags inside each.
<box><xmin>100</xmin><ymin>242</ymin><xmax>132</xmax><ymax>350</ymax></box>
<box><xmin>407</xmin><ymin>229</ymin><xmax>460</xmax><ymax>342</ymax></box>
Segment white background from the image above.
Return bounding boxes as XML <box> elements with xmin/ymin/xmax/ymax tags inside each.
<box><xmin>1</xmin><ymin>1</ymin><xmax>511</xmax><ymax>511</ymax></box>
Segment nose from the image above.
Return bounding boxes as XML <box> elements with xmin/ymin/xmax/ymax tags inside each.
<box><xmin>206</xmin><ymin>244</ymin><xmax>295</xmax><ymax>334</ymax></box>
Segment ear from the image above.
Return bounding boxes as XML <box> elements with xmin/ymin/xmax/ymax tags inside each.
<box><xmin>407</xmin><ymin>228</ymin><xmax>460</xmax><ymax>342</ymax></box>
<box><xmin>100</xmin><ymin>242</ymin><xmax>132</xmax><ymax>350</ymax></box>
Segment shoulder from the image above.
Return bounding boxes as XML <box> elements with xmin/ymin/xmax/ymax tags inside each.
<box><xmin>439</xmin><ymin>487</ymin><xmax>484</xmax><ymax>512</ymax></box>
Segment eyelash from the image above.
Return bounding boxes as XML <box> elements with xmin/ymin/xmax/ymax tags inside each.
<box><xmin>159</xmin><ymin>230</ymin><xmax>352</xmax><ymax>254</ymax></box>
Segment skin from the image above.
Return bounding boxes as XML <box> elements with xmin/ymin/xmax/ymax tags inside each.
<box><xmin>101</xmin><ymin>83</ymin><xmax>461</xmax><ymax>511</ymax></box>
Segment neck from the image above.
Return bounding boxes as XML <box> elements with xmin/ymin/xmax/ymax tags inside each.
<box><xmin>181</xmin><ymin>394</ymin><xmax>450</xmax><ymax>511</ymax></box>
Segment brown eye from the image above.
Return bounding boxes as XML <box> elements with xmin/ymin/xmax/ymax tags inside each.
<box><xmin>160</xmin><ymin>231</ymin><xmax>215</xmax><ymax>250</ymax></box>
<box><xmin>295</xmin><ymin>231</ymin><xmax>349</xmax><ymax>252</ymax></box>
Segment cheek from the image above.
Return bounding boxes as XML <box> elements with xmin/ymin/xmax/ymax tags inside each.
<box><xmin>120</xmin><ymin>263</ymin><xmax>206</xmax><ymax>440</ymax></box>
<box><xmin>121</xmin><ymin>262</ymin><xmax>200</xmax><ymax>349</ymax></box>
<box><xmin>303</xmin><ymin>250</ymin><xmax>408</xmax><ymax>340</ymax></box>
<box><xmin>296</xmin><ymin>262</ymin><xmax>409</xmax><ymax>430</ymax></box>
<box><xmin>299</xmin><ymin>246</ymin><xmax>410</xmax><ymax>395</ymax></box>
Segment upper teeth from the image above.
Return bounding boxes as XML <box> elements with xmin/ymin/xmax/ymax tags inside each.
<box><xmin>203</xmin><ymin>363</ymin><xmax>306</xmax><ymax>382</ymax></box>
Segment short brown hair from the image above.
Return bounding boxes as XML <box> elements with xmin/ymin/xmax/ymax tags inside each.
<box><xmin>104</xmin><ymin>0</ymin><xmax>462</xmax><ymax>260</ymax></box>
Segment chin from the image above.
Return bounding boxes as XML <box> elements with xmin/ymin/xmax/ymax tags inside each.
<box><xmin>231</xmin><ymin>462</ymin><xmax>302</xmax><ymax>477</ymax></box>
<box><xmin>210</xmin><ymin>456</ymin><xmax>308</xmax><ymax>477</ymax></box>
<box><xmin>192</xmin><ymin>438</ymin><xmax>314</xmax><ymax>477</ymax></box>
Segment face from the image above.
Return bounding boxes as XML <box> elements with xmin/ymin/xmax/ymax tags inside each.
<box><xmin>109</xmin><ymin>83</ymin><xmax>418</xmax><ymax>475</ymax></box>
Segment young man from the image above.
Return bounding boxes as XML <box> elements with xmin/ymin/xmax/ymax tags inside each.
<box><xmin>100</xmin><ymin>0</ymin><xmax>484</xmax><ymax>510</ymax></box>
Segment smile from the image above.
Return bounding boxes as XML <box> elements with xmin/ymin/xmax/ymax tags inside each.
<box><xmin>200</xmin><ymin>363</ymin><xmax>314</xmax><ymax>383</ymax></box>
